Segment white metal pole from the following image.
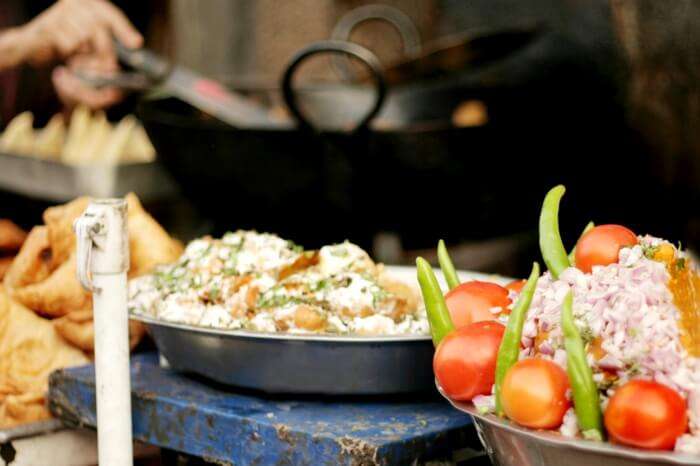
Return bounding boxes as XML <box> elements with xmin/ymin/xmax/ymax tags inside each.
<box><xmin>75</xmin><ymin>199</ymin><xmax>133</xmax><ymax>466</ymax></box>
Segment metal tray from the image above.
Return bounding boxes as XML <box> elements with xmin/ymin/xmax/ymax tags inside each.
<box><xmin>0</xmin><ymin>419</ymin><xmax>64</xmax><ymax>443</ymax></box>
<box><xmin>0</xmin><ymin>151</ymin><xmax>178</xmax><ymax>202</ymax></box>
<box><xmin>133</xmin><ymin>266</ymin><xmax>508</xmax><ymax>395</ymax></box>
<box><xmin>440</xmin><ymin>386</ymin><xmax>700</xmax><ymax>466</ymax></box>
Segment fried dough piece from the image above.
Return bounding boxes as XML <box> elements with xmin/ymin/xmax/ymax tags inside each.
<box><xmin>0</xmin><ymin>257</ymin><xmax>14</xmax><ymax>281</ymax></box>
<box><xmin>33</xmin><ymin>113</ymin><xmax>65</xmax><ymax>160</ymax></box>
<box><xmin>52</xmin><ymin>309</ymin><xmax>93</xmax><ymax>352</ymax></box>
<box><xmin>61</xmin><ymin>105</ymin><xmax>91</xmax><ymax>163</ymax></box>
<box><xmin>129</xmin><ymin>319</ymin><xmax>147</xmax><ymax>350</ymax></box>
<box><xmin>294</xmin><ymin>305</ymin><xmax>327</xmax><ymax>331</ymax></box>
<box><xmin>54</xmin><ymin>309</ymin><xmax>146</xmax><ymax>352</ymax></box>
<box><xmin>1</xmin><ymin>392</ymin><xmax>48</xmax><ymax>426</ymax></box>
<box><xmin>377</xmin><ymin>275</ymin><xmax>420</xmax><ymax>313</ymax></box>
<box><xmin>43</xmin><ymin>196</ymin><xmax>89</xmax><ymax>269</ymax></box>
<box><xmin>0</xmin><ymin>219</ymin><xmax>27</xmax><ymax>252</ymax></box>
<box><xmin>126</xmin><ymin>193</ymin><xmax>183</xmax><ymax>277</ymax></box>
<box><xmin>123</xmin><ymin>122</ymin><xmax>156</xmax><ymax>163</ymax></box>
<box><xmin>11</xmin><ymin>254</ymin><xmax>90</xmax><ymax>318</ymax></box>
<box><xmin>0</xmin><ymin>111</ymin><xmax>34</xmax><ymax>155</ymax></box>
<box><xmin>3</xmin><ymin>226</ymin><xmax>51</xmax><ymax>289</ymax></box>
<box><xmin>0</xmin><ymin>290</ymin><xmax>88</xmax><ymax>428</ymax></box>
<box><xmin>5</xmin><ymin>194</ymin><xmax>176</xmax><ymax>354</ymax></box>
<box><xmin>279</xmin><ymin>251</ymin><xmax>319</xmax><ymax>280</ymax></box>
<box><xmin>101</xmin><ymin>115</ymin><xmax>136</xmax><ymax>164</ymax></box>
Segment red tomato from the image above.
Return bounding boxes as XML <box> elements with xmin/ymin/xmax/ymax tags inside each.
<box><xmin>445</xmin><ymin>281</ymin><xmax>511</xmax><ymax>328</ymax></box>
<box><xmin>501</xmin><ymin>358</ymin><xmax>571</xmax><ymax>429</ymax></box>
<box><xmin>434</xmin><ymin>321</ymin><xmax>505</xmax><ymax>401</ymax></box>
<box><xmin>605</xmin><ymin>380</ymin><xmax>688</xmax><ymax>450</ymax></box>
<box><xmin>506</xmin><ymin>279</ymin><xmax>526</xmax><ymax>293</ymax></box>
<box><xmin>575</xmin><ymin>224</ymin><xmax>638</xmax><ymax>273</ymax></box>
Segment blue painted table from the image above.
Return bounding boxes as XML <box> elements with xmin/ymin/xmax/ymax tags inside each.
<box><xmin>47</xmin><ymin>353</ymin><xmax>477</xmax><ymax>465</ymax></box>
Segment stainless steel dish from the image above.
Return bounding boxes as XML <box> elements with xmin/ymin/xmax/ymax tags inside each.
<box><xmin>134</xmin><ymin>315</ymin><xmax>433</xmax><ymax>395</ymax></box>
<box><xmin>440</xmin><ymin>387</ymin><xmax>700</xmax><ymax>466</ymax></box>
<box><xmin>132</xmin><ymin>266</ymin><xmax>509</xmax><ymax>395</ymax></box>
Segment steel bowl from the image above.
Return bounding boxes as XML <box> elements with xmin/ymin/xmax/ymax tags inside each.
<box><xmin>133</xmin><ymin>316</ymin><xmax>434</xmax><ymax>395</ymax></box>
<box><xmin>132</xmin><ymin>266</ymin><xmax>509</xmax><ymax>395</ymax></box>
<box><xmin>439</xmin><ymin>386</ymin><xmax>700</xmax><ymax>466</ymax></box>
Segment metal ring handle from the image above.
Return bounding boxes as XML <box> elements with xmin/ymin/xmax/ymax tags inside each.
<box><xmin>331</xmin><ymin>4</ymin><xmax>421</xmax><ymax>81</ymax></box>
<box><xmin>281</xmin><ymin>40</ymin><xmax>387</xmax><ymax>132</ymax></box>
<box><xmin>74</xmin><ymin>214</ymin><xmax>101</xmax><ymax>293</ymax></box>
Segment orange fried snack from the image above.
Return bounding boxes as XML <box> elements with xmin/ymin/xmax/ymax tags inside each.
<box><xmin>0</xmin><ymin>257</ymin><xmax>14</xmax><ymax>281</ymax></box>
<box><xmin>10</xmin><ymin>254</ymin><xmax>90</xmax><ymax>318</ymax></box>
<box><xmin>43</xmin><ymin>197</ymin><xmax>89</xmax><ymax>269</ymax></box>
<box><xmin>0</xmin><ymin>289</ymin><xmax>88</xmax><ymax>428</ymax></box>
<box><xmin>0</xmin><ymin>220</ymin><xmax>26</xmax><ymax>253</ymax></box>
<box><xmin>0</xmin><ymin>194</ymin><xmax>180</xmax><ymax>428</ymax></box>
<box><xmin>126</xmin><ymin>193</ymin><xmax>183</xmax><ymax>278</ymax></box>
<box><xmin>5</xmin><ymin>193</ymin><xmax>182</xmax><ymax>352</ymax></box>
<box><xmin>54</xmin><ymin>309</ymin><xmax>147</xmax><ymax>352</ymax></box>
<box><xmin>3</xmin><ymin>226</ymin><xmax>52</xmax><ymax>289</ymax></box>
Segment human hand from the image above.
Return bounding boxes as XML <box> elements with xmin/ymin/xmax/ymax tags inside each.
<box><xmin>52</xmin><ymin>55</ymin><xmax>124</xmax><ymax>110</ymax></box>
<box><xmin>21</xmin><ymin>0</ymin><xmax>143</xmax><ymax>66</ymax></box>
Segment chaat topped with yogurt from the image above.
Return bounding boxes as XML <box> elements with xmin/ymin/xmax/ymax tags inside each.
<box><xmin>418</xmin><ymin>185</ymin><xmax>700</xmax><ymax>455</ymax></box>
<box><xmin>129</xmin><ymin>231</ymin><xmax>426</xmax><ymax>336</ymax></box>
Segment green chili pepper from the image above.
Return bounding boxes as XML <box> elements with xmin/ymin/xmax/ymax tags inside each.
<box><xmin>437</xmin><ymin>240</ymin><xmax>460</xmax><ymax>291</ymax></box>
<box><xmin>561</xmin><ymin>291</ymin><xmax>604</xmax><ymax>441</ymax></box>
<box><xmin>416</xmin><ymin>257</ymin><xmax>455</xmax><ymax>346</ymax></box>
<box><xmin>568</xmin><ymin>221</ymin><xmax>595</xmax><ymax>265</ymax></box>
<box><xmin>494</xmin><ymin>262</ymin><xmax>540</xmax><ymax>416</ymax></box>
<box><xmin>539</xmin><ymin>185</ymin><xmax>570</xmax><ymax>279</ymax></box>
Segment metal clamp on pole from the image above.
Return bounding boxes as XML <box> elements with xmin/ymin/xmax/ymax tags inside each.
<box><xmin>74</xmin><ymin>198</ymin><xmax>133</xmax><ymax>466</ymax></box>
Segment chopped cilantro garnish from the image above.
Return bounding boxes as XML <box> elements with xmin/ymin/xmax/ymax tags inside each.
<box><xmin>286</xmin><ymin>240</ymin><xmax>304</xmax><ymax>253</ymax></box>
<box><xmin>676</xmin><ymin>258</ymin><xmax>686</xmax><ymax>271</ymax></box>
<box><xmin>330</xmin><ymin>246</ymin><xmax>349</xmax><ymax>258</ymax></box>
<box><xmin>257</xmin><ymin>292</ymin><xmax>308</xmax><ymax>309</ymax></box>
<box><xmin>627</xmin><ymin>361</ymin><xmax>641</xmax><ymax>377</ymax></box>
<box><xmin>642</xmin><ymin>243</ymin><xmax>659</xmax><ymax>259</ymax></box>
<box><xmin>371</xmin><ymin>286</ymin><xmax>389</xmax><ymax>307</ymax></box>
<box><xmin>209</xmin><ymin>284</ymin><xmax>220</xmax><ymax>301</ymax></box>
<box><xmin>311</xmin><ymin>279</ymin><xmax>329</xmax><ymax>292</ymax></box>
<box><xmin>154</xmin><ymin>266</ymin><xmax>184</xmax><ymax>292</ymax></box>
<box><xmin>580</xmin><ymin>327</ymin><xmax>594</xmax><ymax>345</ymax></box>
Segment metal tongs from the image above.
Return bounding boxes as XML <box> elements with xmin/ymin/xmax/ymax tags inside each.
<box><xmin>75</xmin><ymin>41</ymin><xmax>292</xmax><ymax>129</ymax></box>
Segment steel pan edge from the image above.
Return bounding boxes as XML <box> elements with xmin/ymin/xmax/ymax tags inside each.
<box><xmin>437</xmin><ymin>384</ymin><xmax>700</xmax><ymax>466</ymax></box>
<box><xmin>137</xmin><ymin>316</ymin><xmax>434</xmax><ymax>395</ymax></box>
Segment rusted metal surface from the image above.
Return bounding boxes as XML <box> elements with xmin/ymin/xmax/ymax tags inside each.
<box><xmin>48</xmin><ymin>353</ymin><xmax>475</xmax><ymax>465</ymax></box>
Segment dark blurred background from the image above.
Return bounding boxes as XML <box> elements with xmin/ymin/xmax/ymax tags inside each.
<box><xmin>1</xmin><ymin>0</ymin><xmax>699</xmax><ymax>278</ymax></box>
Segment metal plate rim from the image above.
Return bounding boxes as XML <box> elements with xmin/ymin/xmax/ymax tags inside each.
<box><xmin>135</xmin><ymin>314</ymin><xmax>432</xmax><ymax>342</ymax></box>
<box><xmin>437</xmin><ymin>383</ymin><xmax>700</xmax><ymax>465</ymax></box>
<box><xmin>0</xmin><ymin>419</ymin><xmax>65</xmax><ymax>443</ymax></box>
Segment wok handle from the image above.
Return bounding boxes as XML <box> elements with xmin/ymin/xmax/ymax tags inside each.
<box><xmin>330</xmin><ymin>4</ymin><xmax>421</xmax><ymax>81</ymax></box>
<box><xmin>281</xmin><ymin>40</ymin><xmax>387</xmax><ymax>132</ymax></box>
